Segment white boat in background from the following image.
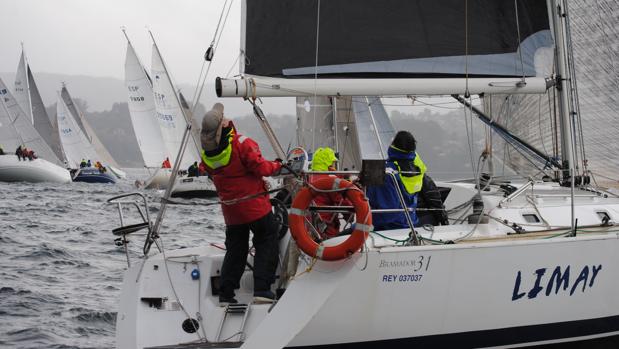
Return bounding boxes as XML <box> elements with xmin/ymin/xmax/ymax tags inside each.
<box><xmin>111</xmin><ymin>1</ymin><xmax>619</xmax><ymax>348</ymax></box>
<box><xmin>170</xmin><ymin>175</ymin><xmax>217</xmax><ymax>198</ymax></box>
<box><xmin>0</xmin><ymin>77</ymin><xmax>70</xmax><ymax>183</ymax></box>
<box><xmin>56</xmin><ymin>90</ymin><xmax>116</xmax><ymax>184</ymax></box>
<box><xmin>0</xmin><ymin>155</ymin><xmax>70</xmax><ymax>183</ymax></box>
<box><xmin>60</xmin><ymin>84</ymin><xmax>125</xmax><ymax>179</ymax></box>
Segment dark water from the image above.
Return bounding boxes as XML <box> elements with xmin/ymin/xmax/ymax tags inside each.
<box><xmin>0</xmin><ymin>169</ymin><xmax>226</xmax><ymax>349</ymax></box>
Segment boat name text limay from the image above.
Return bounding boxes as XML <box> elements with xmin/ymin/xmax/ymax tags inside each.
<box><xmin>512</xmin><ymin>264</ymin><xmax>602</xmax><ymax>301</ymax></box>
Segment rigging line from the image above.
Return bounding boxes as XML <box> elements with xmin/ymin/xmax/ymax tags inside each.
<box><xmin>190</xmin><ymin>0</ymin><xmax>229</xmax><ymax>104</ymax></box>
<box><xmin>593</xmin><ymin>0</ymin><xmax>616</xmax><ymax>74</ymax></box>
<box><xmin>311</xmin><ymin>0</ymin><xmax>322</xmax><ymax>152</ymax></box>
<box><xmin>191</xmin><ymin>0</ymin><xmax>235</xmax><ymax>115</ymax></box>
<box><xmin>225</xmin><ymin>52</ymin><xmax>242</xmax><ymax>78</ymax></box>
<box><xmin>513</xmin><ymin>0</ymin><xmax>527</xmax><ymax>82</ymax></box>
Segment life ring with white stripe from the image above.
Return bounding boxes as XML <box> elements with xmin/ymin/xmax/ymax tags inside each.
<box><xmin>288</xmin><ymin>176</ymin><xmax>372</xmax><ymax>261</ymax></box>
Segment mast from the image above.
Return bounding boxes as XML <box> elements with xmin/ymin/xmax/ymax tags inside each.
<box><xmin>551</xmin><ymin>0</ymin><xmax>575</xmax><ymax>183</ymax></box>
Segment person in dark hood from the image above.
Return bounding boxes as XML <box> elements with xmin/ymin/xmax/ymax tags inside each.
<box><xmin>200</xmin><ymin>103</ymin><xmax>282</xmax><ymax>304</ymax></box>
<box><xmin>366</xmin><ymin>131</ymin><xmax>426</xmax><ymax>231</ymax></box>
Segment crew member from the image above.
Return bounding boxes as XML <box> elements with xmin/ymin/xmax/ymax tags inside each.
<box><xmin>15</xmin><ymin>145</ymin><xmax>23</xmax><ymax>160</ymax></box>
<box><xmin>0</xmin><ymin>145</ymin><xmax>4</xmax><ymax>155</ymax></box>
<box><xmin>200</xmin><ymin>103</ymin><xmax>282</xmax><ymax>304</ymax></box>
<box><xmin>162</xmin><ymin>157</ymin><xmax>171</xmax><ymax>169</ymax></box>
<box><xmin>187</xmin><ymin>161</ymin><xmax>199</xmax><ymax>177</ymax></box>
<box><xmin>80</xmin><ymin>159</ymin><xmax>87</xmax><ymax>168</ymax></box>
<box><xmin>309</xmin><ymin>147</ymin><xmax>353</xmax><ymax>238</ymax></box>
<box><xmin>366</xmin><ymin>131</ymin><xmax>426</xmax><ymax>231</ymax></box>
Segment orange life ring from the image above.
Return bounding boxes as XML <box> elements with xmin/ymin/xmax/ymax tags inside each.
<box><xmin>288</xmin><ymin>176</ymin><xmax>372</xmax><ymax>261</ymax></box>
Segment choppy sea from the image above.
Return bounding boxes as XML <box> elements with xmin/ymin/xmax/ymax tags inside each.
<box><xmin>0</xmin><ymin>169</ymin><xmax>226</xmax><ymax>349</ymax></box>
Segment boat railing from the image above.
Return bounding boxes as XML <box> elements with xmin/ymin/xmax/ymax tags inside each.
<box><xmin>106</xmin><ymin>192</ymin><xmax>153</xmax><ymax>267</ymax></box>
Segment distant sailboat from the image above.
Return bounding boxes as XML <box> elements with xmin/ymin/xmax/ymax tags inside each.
<box><xmin>0</xmin><ymin>78</ymin><xmax>70</xmax><ymax>183</ymax></box>
<box><xmin>122</xmin><ymin>31</ymin><xmax>172</xmax><ymax>189</ymax></box>
<box><xmin>60</xmin><ymin>85</ymin><xmax>126</xmax><ymax>179</ymax></box>
<box><xmin>149</xmin><ymin>36</ymin><xmax>216</xmax><ymax>198</ymax></box>
<box><xmin>56</xmin><ymin>90</ymin><xmax>116</xmax><ymax>184</ymax></box>
<box><xmin>13</xmin><ymin>47</ymin><xmax>64</xmax><ymax>161</ymax></box>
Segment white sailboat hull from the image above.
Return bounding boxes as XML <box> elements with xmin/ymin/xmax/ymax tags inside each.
<box><xmin>144</xmin><ymin>168</ymin><xmax>172</xmax><ymax>190</ymax></box>
<box><xmin>115</xmin><ymin>231</ymin><xmax>619</xmax><ymax>349</ymax></box>
<box><xmin>170</xmin><ymin>176</ymin><xmax>217</xmax><ymax>199</ymax></box>
<box><xmin>0</xmin><ymin>155</ymin><xmax>71</xmax><ymax>183</ymax></box>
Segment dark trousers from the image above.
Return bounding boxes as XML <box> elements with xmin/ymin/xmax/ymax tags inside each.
<box><xmin>220</xmin><ymin>212</ymin><xmax>279</xmax><ymax>297</ymax></box>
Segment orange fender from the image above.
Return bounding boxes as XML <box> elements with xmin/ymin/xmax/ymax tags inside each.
<box><xmin>288</xmin><ymin>177</ymin><xmax>372</xmax><ymax>261</ymax></box>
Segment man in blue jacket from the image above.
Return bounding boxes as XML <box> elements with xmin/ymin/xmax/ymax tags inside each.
<box><xmin>367</xmin><ymin>131</ymin><xmax>426</xmax><ymax>231</ymax></box>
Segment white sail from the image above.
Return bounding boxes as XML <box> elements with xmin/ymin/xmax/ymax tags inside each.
<box><xmin>60</xmin><ymin>86</ymin><xmax>120</xmax><ymax>168</ymax></box>
<box><xmin>28</xmin><ymin>67</ymin><xmax>64</xmax><ymax>161</ymax></box>
<box><xmin>150</xmin><ymin>43</ymin><xmax>196</xmax><ymax>169</ymax></box>
<box><xmin>0</xmin><ymin>78</ymin><xmax>61</xmax><ymax>165</ymax></box>
<box><xmin>56</xmin><ymin>92</ymin><xmax>98</xmax><ymax>169</ymax></box>
<box><xmin>13</xmin><ymin>50</ymin><xmax>32</xmax><ymax>124</ymax></box>
<box><xmin>124</xmin><ymin>39</ymin><xmax>169</xmax><ymax>168</ymax></box>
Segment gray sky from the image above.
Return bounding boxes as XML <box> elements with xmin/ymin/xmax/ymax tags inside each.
<box><xmin>0</xmin><ymin>0</ymin><xmax>465</xmax><ymax>116</ymax></box>
<box><xmin>0</xmin><ymin>0</ymin><xmax>241</xmax><ymax>85</ymax></box>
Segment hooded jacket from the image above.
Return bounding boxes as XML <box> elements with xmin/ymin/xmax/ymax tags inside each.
<box><xmin>201</xmin><ymin>122</ymin><xmax>281</xmax><ymax>225</ymax></box>
<box><xmin>366</xmin><ymin>146</ymin><xmax>425</xmax><ymax>231</ymax></box>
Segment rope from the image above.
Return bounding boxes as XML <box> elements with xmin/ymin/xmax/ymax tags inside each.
<box><xmin>311</xmin><ymin>0</ymin><xmax>322</xmax><ymax>152</ymax></box>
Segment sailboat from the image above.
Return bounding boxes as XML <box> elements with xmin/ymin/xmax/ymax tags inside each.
<box><xmin>145</xmin><ymin>32</ymin><xmax>216</xmax><ymax>198</ymax></box>
<box><xmin>13</xmin><ymin>46</ymin><xmax>64</xmax><ymax>161</ymax></box>
<box><xmin>110</xmin><ymin>1</ymin><xmax>619</xmax><ymax>348</ymax></box>
<box><xmin>59</xmin><ymin>84</ymin><xmax>126</xmax><ymax>179</ymax></box>
<box><xmin>56</xmin><ymin>89</ymin><xmax>116</xmax><ymax>184</ymax></box>
<box><xmin>0</xmin><ymin>78</ymin><xmax>70</xmax><ymax>183</ymax></box>
<box><xmin>123</xmin><ymin>30</ymin><xmax>173</xmax><ymax>190</ymax></box>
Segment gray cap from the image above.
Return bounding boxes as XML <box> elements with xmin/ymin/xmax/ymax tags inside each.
<box><xmin>200</xmin><ymin>103</ymin><xmax>226</xmax><ymax>151</ymax></box>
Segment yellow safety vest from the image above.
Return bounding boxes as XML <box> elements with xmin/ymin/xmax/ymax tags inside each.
<box><xmin>394</xmin><ymin>153</ymin><xmax>426</xmax><ymax>194</ymax></box>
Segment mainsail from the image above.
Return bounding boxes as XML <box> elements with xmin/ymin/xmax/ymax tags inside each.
<box><xmin>219</xmin><ymin>0</ymin><xmax>555</xmax><ymax>98</ymax></box>
<box><xmin>150</xmin><ymin>43</ymin><xmax>196</xmax><ymax>169</ymax></box>
<box><xmin>13</xmin><ymin>49</ymin><xmax>65</xmax><ymax>161</ymax></box>
<box><xmin>484</xmin><ymin>0</ymin><xmax>619</xmax><ymax>184</ymax></box>
<box><xmin>0</xmin><ymin>78</ymin><xmax>62</xmax><ymax>165</ymax></box>
<box><xmin>60</xmin><ymin>86</ymin><xmax>120</xmax><ymax>168</ymax></box>
<box><xmin>124</xmin><ymin>38</ymin><xmax>169</xmax><ymax>168</ymax></box>
<box><xmin>56</xmin><ymin>93</ymin><xmax>98</xmax><ymax>169</ymax></box>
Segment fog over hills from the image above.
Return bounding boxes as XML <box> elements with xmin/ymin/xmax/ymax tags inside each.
<box><xmin>14</xmin><ymin>73</ymin><xmax>484</xmax><ymax>179</ymax></box>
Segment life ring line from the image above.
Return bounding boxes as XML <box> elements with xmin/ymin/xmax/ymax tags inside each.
<box><xmin>288</xmin><ymin>176</ymin><xmax>372</xmax><ymax>261</ymax></box>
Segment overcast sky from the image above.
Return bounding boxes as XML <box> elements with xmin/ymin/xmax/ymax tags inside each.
<box><xmin>0</xmin><ymin>0</ymin><xmax>464</xmax><ymax>117</ymax></box>
<box><xmin>0</xmin><ymin>0</ymin><xmax>241</xmax><ymax>85</ymax></box>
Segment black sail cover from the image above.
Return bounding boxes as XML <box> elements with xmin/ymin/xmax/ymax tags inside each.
<box><xmin>243</xmin><ymin>0</ymin><xmax>552</xmax><ymax>78</ymax></box>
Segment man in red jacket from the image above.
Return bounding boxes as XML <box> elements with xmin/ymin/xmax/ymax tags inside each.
<box><xmin>200</xmin><ymin>103</ymin><xmax>282</xmax><ymax>304</ymax></box>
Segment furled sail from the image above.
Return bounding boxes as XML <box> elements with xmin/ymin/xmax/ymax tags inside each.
<box><xmin>218</xmin><ymin>0</ymin><xmax>555</xmax><ymax>97</ymax></box>
<box><xmin>150</xmin><ymin>43</ymin><xmax>196</xmax><ymax>169</ymax></box>
<box><xmin>0</xmin><ymin>78</ymin><xmax>62</xmax><ymax>165</ymax></box>
<box><xmin>60</xmin><ymin>86</ymin><xmax>120</xmax><ymax>168</ymax></box>
<box><xmin>124</xmin><ymin>39</ymin><xmax>169</xmax><ymax>168</ymax></box>
<box><xmin>56</xmin><ymin>93</ymin><xmax>98</xmax><ymax>169</ymax></box>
